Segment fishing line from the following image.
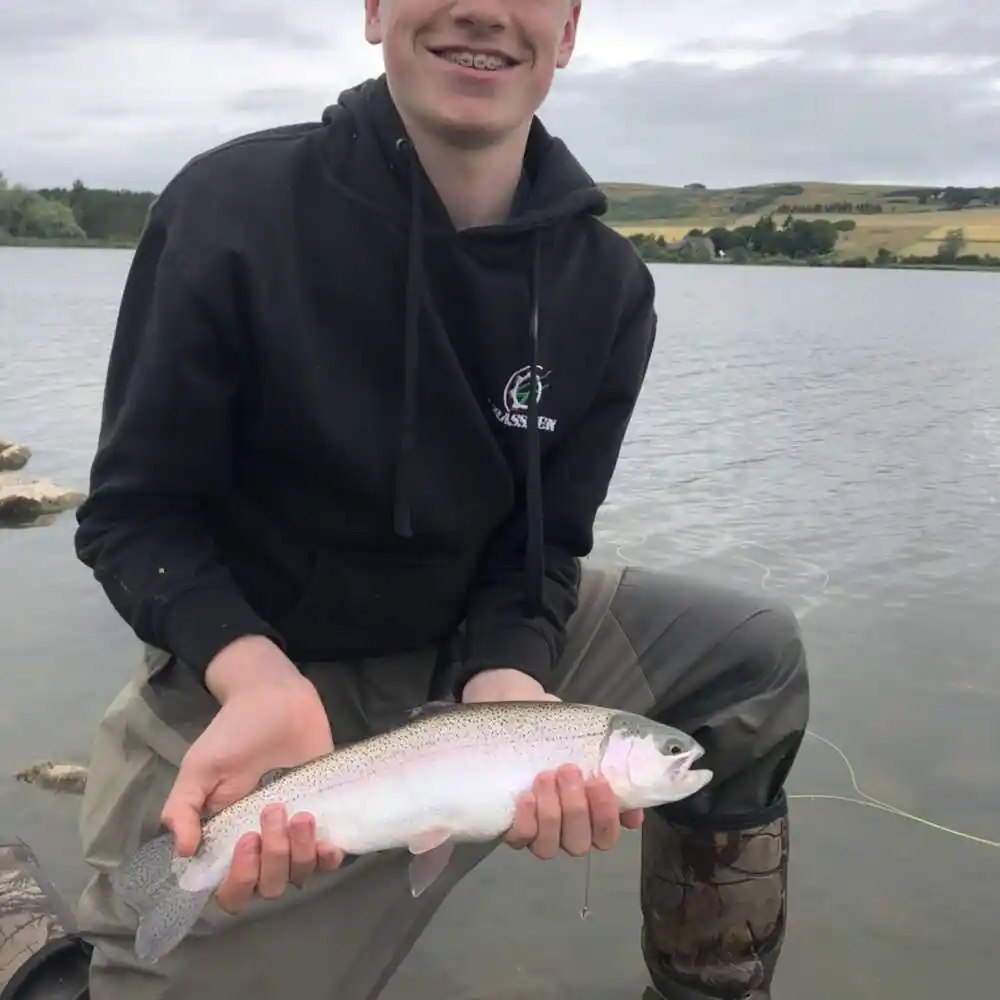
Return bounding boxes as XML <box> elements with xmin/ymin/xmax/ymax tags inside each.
<box><xmin>791</xmin><ymin>729</ymin><xmax>999</xmax><ymax>849</ymax></box>
<box><xmin>581</xmin><ymin>853</ymin><xmax>592</xmax><ymax>920</ymax></box>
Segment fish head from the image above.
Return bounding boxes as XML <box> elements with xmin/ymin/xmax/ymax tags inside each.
<box><xmin>599</xmin><ymin>713</ymin><xmax>713</xmax><ymax>808</ymax></box>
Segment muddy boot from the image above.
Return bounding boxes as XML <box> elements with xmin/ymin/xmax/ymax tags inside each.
<box><xmin>0</xmin><ymin>839</ymin><xmax>92</xmax><ymax>1000</ymax></box>
<box><xmin>639</xmin><ymin>796</ymin><xmax>790</xmax><ymax>1000</ymax></box>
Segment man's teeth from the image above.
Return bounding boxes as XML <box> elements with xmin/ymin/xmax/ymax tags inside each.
<box><xmin>444</xmin><ymin>51</ymin><xmax>508</xmax><ymax>71</ymax></box>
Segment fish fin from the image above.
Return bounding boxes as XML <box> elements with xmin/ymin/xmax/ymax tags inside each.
<box><xmin>111</xmin><ymin>831</ymin><xmax>217</xmax><ymax>964</ymax></box>
<box><xmin>407</xmin><ymin>839</ymin><xmax>455</xmax><ymax>897</ymax></box>
<box><xmin>135</xmin><ymin>885</ymin><xmax>214</xmax><ymax>964</ymax></box>
<box><xmin>110</xmin><ymin>830</ymin><xmax>181</xmax><ymax>914</ymax></box>
<box><xmin>258</xmin><ymin>765</ymin><xmax>297</xmax><ymax>788</ymax></box>
<box><xmin>406</xmin><ymin>700</ymin><xmax>457</xmax><ymax>720</ymax></box>
<box><xmin>407</xmin><ymin>827</ymin><xmax>452</xmax><ymax>855</ymax></box>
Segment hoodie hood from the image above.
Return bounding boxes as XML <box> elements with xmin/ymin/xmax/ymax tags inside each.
<box><xmin>317</xmin><ymin>75</ymin><xmax>608</xmax><ymax>619</ymax></box>
<box><xmin>323</xmin><ymin>75</ymin><xmax>608</xmax><ymax>233</ymax></box>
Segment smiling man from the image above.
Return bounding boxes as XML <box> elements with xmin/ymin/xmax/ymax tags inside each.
<box><xmin>60</xmin><ymin>2</ymin><xmax>810</xmax><ymax>1000</ymax></box>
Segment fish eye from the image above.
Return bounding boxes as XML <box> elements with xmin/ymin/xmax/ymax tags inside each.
<box><xmin>666</xmin><ymin>742</ymin><xmax>684</xmax><ymax>755</ymax></box>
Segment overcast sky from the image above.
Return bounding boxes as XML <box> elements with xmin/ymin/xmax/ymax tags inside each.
<box><xmin>3</xmin><ymin>0</ymin><xmax>998</xmax><ymax>191</ymax></box>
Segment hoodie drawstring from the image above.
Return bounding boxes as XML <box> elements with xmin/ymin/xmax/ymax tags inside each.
<box><xmin>523</xmin><ymin>232</ymin><xmax>544</xmax><ymax>614</ymax></box>
<box><xmin>392</xmin><ymin>139</ymin><xmax>545</xmax><ymax>619</ymax></box>
<box><xmin>392</xmin><ymin>140</ymin><xmax>423</xmax><ymax>538</ymax></box>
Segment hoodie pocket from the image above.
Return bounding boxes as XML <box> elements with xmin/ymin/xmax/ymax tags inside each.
<box><xmin>275</xmin><ymin>547</ymin><xmax>472</xmax><ymax>660</ymax></box>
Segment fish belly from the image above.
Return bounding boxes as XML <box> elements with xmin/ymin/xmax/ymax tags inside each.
<box><xmin>300</xmin><ymin>737</ymin><xmax>602</xmax><ymax>855</ymax></box>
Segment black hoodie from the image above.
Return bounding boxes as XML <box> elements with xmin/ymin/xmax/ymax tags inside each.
<box><xmin>74</xmin><ymin>76</ymin><xmax>657</xmax><ymax>696</ymax></box>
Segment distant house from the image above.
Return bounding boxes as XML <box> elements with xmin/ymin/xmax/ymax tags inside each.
<box><xmin>666</xmin><ymin>235</ymin><xmax>717</xmax><ymax>260</ymax></box>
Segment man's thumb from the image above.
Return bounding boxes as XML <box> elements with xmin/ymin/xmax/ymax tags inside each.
<box><xmin>161</xmin><ymin>772</ymin><xmax>208</xmax><ymax>857</ymax></box>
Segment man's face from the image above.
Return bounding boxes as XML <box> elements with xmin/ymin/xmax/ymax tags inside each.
<box><xmin>364</xmin><ymin>0</ymin><xmax>581</xmax><ymax>148</ymax></box>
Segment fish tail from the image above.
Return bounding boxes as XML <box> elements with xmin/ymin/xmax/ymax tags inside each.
<box><xmin>110</xmin><ymin>830</ymin><xmax>218</xmax><ymax>964</ymax></box>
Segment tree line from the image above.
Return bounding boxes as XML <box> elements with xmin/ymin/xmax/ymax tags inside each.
<box><xmin>628</xmin><ymin>214</ymin><xmax>855</xmax><ymax>263</ymax></box>
<box><xmin>0</xmin><ymin>172</ymin><xmax>155</xmax><ymax>243</ymax></box>
<box><xmin>625</xmin><ymin>215</ymin><xmax>999</xmax><ymax>270</ymax></box>
<box><xmin>776</xmin><ymin>202</ymin><xmax>885</xmax><ymax>215</ymax></box>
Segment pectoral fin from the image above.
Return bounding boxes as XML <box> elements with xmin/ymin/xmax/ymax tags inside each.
<box><xmin>407</xmin><ymin>828</ymin><xmax>455</xmax><ymax>897</ymax></box>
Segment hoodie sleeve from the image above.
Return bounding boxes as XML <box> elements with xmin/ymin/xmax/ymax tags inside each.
<box><xmin>74</xmin><ymin>196</ymin><xmax>285</xmax><ymax>679</ymax></box>
<box><xmin>456</xmin><ymin>257</ymin><xmax>657</xmax><ymax>696</ymax></box>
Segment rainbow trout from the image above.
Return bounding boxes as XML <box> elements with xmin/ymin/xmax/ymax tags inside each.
<box><xmin>111</xmin><ymin>700</ymin><xmax>713</xmax><ymax>963</ymax></box>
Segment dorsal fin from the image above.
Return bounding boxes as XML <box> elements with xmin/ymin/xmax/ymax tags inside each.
<box><xmin>406</xmin><ymin>700</ymin><xmax>458</xmax><ymax>720</ymax></box>
<box><xmin>257</xmin><ymin>765</ymin><xmax>297</xmax><ymax>789</ymax></box>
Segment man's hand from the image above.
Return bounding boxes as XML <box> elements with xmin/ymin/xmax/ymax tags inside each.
<box><xmin>160</xmin><ymin>636</ymin><xmax>344</xmax><ymax>915</ymax></box>
<box><xmin>460</xmin><ymin>668</ymin><xmax>644</xmax><ymax>859</ymax></box>
<box><xmin>460</xmin><ymin>667</ymin><xmax>558</xmax><ymax>705</ymax></box>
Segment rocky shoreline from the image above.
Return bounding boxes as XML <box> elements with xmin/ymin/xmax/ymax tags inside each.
<box><xmin>0</xmin><ymin>439</ymin><xmax>86</xmax><ymax>527</ymax></box>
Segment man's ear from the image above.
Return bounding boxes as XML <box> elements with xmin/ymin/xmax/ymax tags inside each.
<box><xmin>556</xmin><ymin>1</ymin><xmax>582</xmax><ymax>69</ymax></box>
<box><xmin>364</xmin><ymin>0</ymin><xmax>383</xmax><ymax>44</ymax></box>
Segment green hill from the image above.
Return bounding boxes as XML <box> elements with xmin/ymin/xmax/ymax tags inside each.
<box><xmin>600</xmin><ymin>180</ymin><xmax>1000</xmax><ymax>223</ymax></box>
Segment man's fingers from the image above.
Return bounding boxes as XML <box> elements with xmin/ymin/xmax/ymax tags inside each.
<box><xmin>160</xmin><ymin>776</ymin><xmax>209</xmax><ymax>857</ymax></box>
<box><xmin>502</xmin><ymin>792</ymin><xmax>538</xmax><ymax>850</ymax></box>
<box><xmin>288</xmin><ymin>812</ymin><xmax>318</xmax><ymax>888</ymax></box>
<box><xmin>316</xmin><ymin>839</ymin><xmax>345</xmax><ymax>872</ymax></box>
<box><xmin>586</xmin><ymin>777</ymin><xmax>622</xmax><ymax>851</ymax></box>
<box><xmin>530</xmin><ymin>772</ymin><xmax>562</xmax><ymax>860</ymax></box>
<box><xmin>621</xmin><ymin>807</ymin><xmax>645</xmax><ymax>830</ymax></box>
<box><xmin>216</xmin><ymin>833</ymin><xmax>261</xmax><ymax>914</ymax></box>
<box><xmin>257</xmin><ymin>804</ymin><xmax>291</xmax><ymax>899</ymax></box>
<box><xmin>556</xmin><ymin>766</ymin><xmax>593</xmax><ymax>857</ymax></box>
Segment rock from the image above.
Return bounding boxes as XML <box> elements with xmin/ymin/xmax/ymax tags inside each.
<box><xmin>0</xmin><ymin>473</ymin><xmax>86</xmax><ymax>527</ymax></box>
<box><xmin>0</xmin><ymin>440</ymin><xmax>31</xmax><ymax>472</ymax></box>
<box><xmin>14</xmin><ymin>762</ymin><xmax>89</xmax><ymax>796</ymax></box>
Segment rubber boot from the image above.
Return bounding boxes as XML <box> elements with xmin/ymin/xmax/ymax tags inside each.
<box><xmin>639</xmin><ymin>795</ymin><xmax>790</xmax><ymax>1000</ymax></box>
<box><xmin>0</xmin><ymin>839</ymin><xmax>91</xmax><ymax>1000</ymax></box>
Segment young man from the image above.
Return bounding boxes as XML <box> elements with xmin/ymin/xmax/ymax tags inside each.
<box><xmin>67</xmin><ymin>2</ymin><xmax>810</xmax><ymax>999</ymax></box>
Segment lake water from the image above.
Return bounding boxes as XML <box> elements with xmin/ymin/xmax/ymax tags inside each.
<box><xmin>1</xmin><ymin>247</ymin><xmax>998</xmax><ymax>999</ymax></box>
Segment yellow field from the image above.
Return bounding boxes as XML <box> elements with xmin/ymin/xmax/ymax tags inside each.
<box><xmin>613</xmin><ymin>223</ymin><xmax>699</xmax><ymax>241</ymax></box>
<box><xmin>610</xmin><ymin>208</ymin><xmax>1000</xmax><ymax>260</ymax></box>
<box><xmin>833</xmin><ymin>211</ymin><xmax>1000</xmax><ymax>258</ymax></box>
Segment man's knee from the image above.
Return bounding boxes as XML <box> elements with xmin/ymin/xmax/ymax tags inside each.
<box><xmin>607</xmin><ymin>567</ymin><xmax>808</xmax><ymax>705</ymax></box>
<box><xmin>739</xmin><ymin>597</ymin><xmax>810</xmax><ymax>716</ymax></box>
<box><xmin>695</xmin><ymin>596</ymin><xmax>810</xmax><ymax>819</ymax></box>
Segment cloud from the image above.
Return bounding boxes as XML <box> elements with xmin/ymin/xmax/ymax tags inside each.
<box><xmin>546</xmin><ymin>52</ymin><xmax>1000</xmax><ymax>187</ymax></box>
<box><xmin>0</xmin><ymin>0</ymin><xmax>332</xmax><ymax>55</ymax></box>
<box><xmin>773</xmin><ymin>0</ymin><xmax>1000</xmax><ymax>60</ymax></box>
<box><xmin>2</xmin><ymin>0</ymin><xmax>998</xmax><ymax>190</ymax></box>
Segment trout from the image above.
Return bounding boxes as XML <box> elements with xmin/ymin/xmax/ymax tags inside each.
<box><xmin>111</xmin><ymin>700</ymin><xmax>713</xmax><ymax>963</ymax></box>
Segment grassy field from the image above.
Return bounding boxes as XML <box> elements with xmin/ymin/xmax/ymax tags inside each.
<box><xmin>601</xmin><ymin>181</ymin><xmax>1000</xmax><ymax>260</ymax></box>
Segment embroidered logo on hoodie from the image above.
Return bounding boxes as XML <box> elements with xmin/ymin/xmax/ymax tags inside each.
<box><xmin>491</xmin><ymin>365</ymin><xmax>558</xmax><ymax>433</ymax></box>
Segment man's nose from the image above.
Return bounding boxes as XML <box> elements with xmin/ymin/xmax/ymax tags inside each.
<box><xmin>448</xmin><ymin>0</ymin><xmax>512</xmax><ymax>33</ymax></box>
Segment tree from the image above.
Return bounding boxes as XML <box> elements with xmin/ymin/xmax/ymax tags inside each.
<box><xmin>937</xmin><ymin>228</ymin><xmax>966</xmax><ymax>263</ymax></box>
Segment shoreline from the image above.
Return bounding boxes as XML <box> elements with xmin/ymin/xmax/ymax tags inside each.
<box><xmin>0</xmin><ymin>237</ymin><xmax>136</xmax><ymax>250</ymax></box>
<box><xmin>634</xmin><ymin>257</ymin><xmax>1000</xmax><ymax>272</ymax></box>
<box><xmin>4</xmin><ymin>237</ymin><xmax>998</xmax><ymax>272</ymax></box>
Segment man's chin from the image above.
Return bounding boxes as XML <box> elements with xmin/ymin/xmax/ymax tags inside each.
<box><xmin>404</xmin><ymin>95</ymin><xmax>523</xmax><ymax>151</ymax></box>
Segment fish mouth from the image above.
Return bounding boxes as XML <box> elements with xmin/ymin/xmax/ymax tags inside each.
<box><xmin>670</xmin><ymin>746</ymin><xmax>704</xmax><ymax>775</ymax></box>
